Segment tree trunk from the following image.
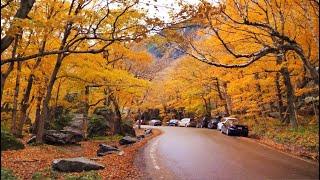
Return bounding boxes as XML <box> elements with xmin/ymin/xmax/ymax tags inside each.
<box><xmin>254</xmin><ymin>73</ymin><xmax>264</xmax><ymax>116</ymax></box>
<box><xmin>17</xmin><ymin>73</ymin><xmax>34</xmax><ymax>137</ymax></box>
<box><xmin>83</xmin><ymin>86</ymin><xmax>89</xmax><ymax>139</ymax></box>
<box><xmin>223</xmin><ymin>82</ymin><xmax>232</xmax><ymax>116</ymax></box>
<box><xmin>110</xmin><ymin>93</ymin><xmax>121</xmax><ymax>135</ymax></box>
<box><xmin>280</xmin><ymin>67</ymin><xmax>298</xmax><ymax>128</ymax></box>
<box><xmin>275</xmin><ymin>72</ymin><xmax>284</xmax><ymax>121</ymax></box>
<box><xmin>19</xmin><ymin>40</ymin><xmax>46</xmax><ymax>131</ymax></box>
<box><xmin>33</xmin><ymin>95</ymin><xmax>43</xmax><ymax>135</ymax></box>
<box><xmin>10</xmin><ymin>36</ymin><xmax>20</xmax><ymax>135</ymax></box>
<box><xmin>1</xmin><ymin>63</ymin><xmax>14</xmax><ymax>104</ymax></box>
<box><xmin>36</xmin><ymin>55</ymin><xmax>64</xmax><ymax>143</ymax></box>
<box><xmin>216</xmin><ymin>78</ymin><xmax>230</xmax><ymax>116</ymax></box>
<box><xmin>12</xmin><ymin>62</ymin><xmax>22</xmax><ymax>137</ymax></box>
<box><xmin>138</xmin><ymin>108</ymin><xmax>141</xmax><ymax>129</ymax></box>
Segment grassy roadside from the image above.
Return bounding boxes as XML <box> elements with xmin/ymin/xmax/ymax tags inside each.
<box><xmin>242</xmin><ymin>117</ymin><xmax>319</xmax><ymax>161</ymax></box>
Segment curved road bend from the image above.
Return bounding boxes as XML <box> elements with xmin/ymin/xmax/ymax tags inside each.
<box><xmin>135</xmin><ymin>125</ymin><xmax>319</xmax><ymax>180</ymax></box>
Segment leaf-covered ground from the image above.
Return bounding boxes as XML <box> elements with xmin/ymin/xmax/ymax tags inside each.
<box><xmin>1</xmin><ymin>128</ymin><xmax>161</xmax><ymax>179</ymax></box>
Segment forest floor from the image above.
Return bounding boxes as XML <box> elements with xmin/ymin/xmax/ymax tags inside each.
<box><xmin>1</xmin><ymin>128</ymin><xmax>161</xmax><ymax>180</ymax></box>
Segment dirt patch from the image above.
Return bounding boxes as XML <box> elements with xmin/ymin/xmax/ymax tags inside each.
<box><xmin>1</xmin><ymin>128</ymin><xmax>162</xmax><ymax>179</ymax></box>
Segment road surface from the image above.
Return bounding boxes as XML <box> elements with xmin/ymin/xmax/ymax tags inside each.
<box><xmin>135</xmin><ymin>125</ymin><xmax>319</xmax><ymax>180</ymax></box>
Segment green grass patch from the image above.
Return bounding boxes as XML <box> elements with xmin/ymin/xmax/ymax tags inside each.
<box><xmin>64</xmin><ymin>171</ymin><xmax>102</xmax><ymax>180</ymax></box>
<box><xmin>90</xmin><ymin>134</ymin><xmax>124</xmax><ymax>142</ymax></box>
<box><xmin>31</xmin><ymin>167</ymin><xmax>58</xmax><ymax>180</ymax></box>
<box><xmin>1</xmin><ymin>168</ymin><xmax>17</xmax><ymax>180</ymax></box>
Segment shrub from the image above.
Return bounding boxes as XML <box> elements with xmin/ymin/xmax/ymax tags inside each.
<box><xmin>48</xmin><ymin>106</ymin><xmax>74</xmax><ymax>130</ymax></box>
<box><xmin>1</xmin><ymin>168</ymin><xmax>17</xmax><ymax>180</ymax></box>
<box><xmin>88</xmin><ymin>114</ymin><xmax>110</xmax><ymax>137</ymax></box>
<box><xmin>1</xmin><ymin>130</ymin><xmax>25</xmax><ymax>151</ymax></box>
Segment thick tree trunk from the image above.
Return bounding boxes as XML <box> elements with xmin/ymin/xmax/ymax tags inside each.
<box><xmin>280</xmin><ymin>67</ymin><xmax>298</xmax><ymax>128</ymax></box>
<box><xmin>33</xmin><ymin>95</ymin><xmax>43</xmax><ymax>135</ymax></box>
<box><xmin>36</xmin><ymin>56</ymin><xmax>64</xmax><ymax>143</ymax></box>
<box><xmin>275</xmin><ymin>72</ymin><xmax>284</xmax><ymax>121</ymax></box>
<box><xmin>110</xmin><ymin>93</ymin><xmax>121</xmax><ymax>135</ymax></box>
<box><xmin>12</xmin><ymin>62</ymin><xmax>22</xmax><ymax>137</ymax></box>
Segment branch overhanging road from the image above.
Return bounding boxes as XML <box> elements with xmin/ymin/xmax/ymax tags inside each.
<box><xmin>135</xmin><ymin>125</ymin><xmax>319</xmax><ymax>180</ymax></box>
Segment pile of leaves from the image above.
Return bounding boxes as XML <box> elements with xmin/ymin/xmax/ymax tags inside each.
<box><xmin>1</xmin><ymin>128</ymin><xmax>161</xmax><ymax>179</ymax></box>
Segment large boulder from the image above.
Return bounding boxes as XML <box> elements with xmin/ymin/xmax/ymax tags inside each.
<box><xmin>63</xmin><ymin>114</ymin><xmax>85</xmax><ymax>135</ymax></box>
<box><xmin>44</xmin><ymin>130</ymin><xmax>83</xmax><ymax>145</ymax></box>
<box><xmin>97</xmin><ymin>144</ymin><xmax>120</xmax><ymax>156</ymax></box>
<box><xmin>52</xmin><ymin>157</ymin><xmax>105</xmax><ymax>172</ymax></box>
<box><xmin>119</xmin><ymin>136</ymin><xmax>137</xmax><ymax>145</ymax></box>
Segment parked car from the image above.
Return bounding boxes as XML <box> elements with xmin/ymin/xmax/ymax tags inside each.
<box><xmin>220</xmin><ymin>118</ymin><xmax>249</xmax><ymax>137</ymax></box>
<box><xmin>198</xmin><ymin>117</ymin><xmax>210</xmax><ymax>128</ymax></box>
<box><xmin>149</xmin><ymin>119</ymin><xmax>162</xmax><ymax>126</ymax></box>
<box><xmin>207</xmin><ymin>117</ymin><xmax>222</xmax><ymax>129</ymax></box>
<box><xmin>179</xmin><ymin>118</ymin><xmax>197</xmax><ymax>127</ymax></box>
<box><xmin>167</xmin><ymin>119</ymin><xmax>180</xmax><ymax>126</ymax></box>
<box><xmin>136</xmin><ymin>119</ymin><xmax>147</xmax><ymax>125</ymax></box>
<box><xmin>217</xmin><ymin>117</ymin><xmax>237</xmax><ymax>130</ymax></box>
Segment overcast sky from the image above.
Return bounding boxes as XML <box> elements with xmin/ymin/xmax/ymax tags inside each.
<box><xmin>137</xmin><ymin>0</ymin><xmax>214</xmax><ymax>23</ymax></box>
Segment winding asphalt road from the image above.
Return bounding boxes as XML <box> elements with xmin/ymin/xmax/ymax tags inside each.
<box><xmin>135</xmin><ymin>125</ymin><xmax>319</xmax><ymax>180</ymax></box>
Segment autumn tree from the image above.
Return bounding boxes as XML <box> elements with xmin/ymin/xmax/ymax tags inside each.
<box><xmin>169</xmin><ymin>0</ymin><xmax>319</xmax><ymax>127</ymax></box>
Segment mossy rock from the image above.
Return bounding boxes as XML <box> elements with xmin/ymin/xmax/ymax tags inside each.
<box><xmin>1</xmin><ymin>130</ymin><xmax>25</xmax><ymax>151</ymax></box>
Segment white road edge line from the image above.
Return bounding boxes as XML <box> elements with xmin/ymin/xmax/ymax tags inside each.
<box><xmin>150</xmin><ymin>138</ymin><xmax>161</xmax><ymax>170</ymax></box>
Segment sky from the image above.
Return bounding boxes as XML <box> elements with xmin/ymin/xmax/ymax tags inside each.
<box><xmin>137</xmin><ymin>0</ymin><xmax>213</xmax><ymax>23</ymax></box>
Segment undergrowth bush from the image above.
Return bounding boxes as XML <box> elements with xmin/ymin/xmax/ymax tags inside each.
<box><xmin>1</xmin><ymin>168</ymin><xmax>17</xmax><ymax>180</ymax></box>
